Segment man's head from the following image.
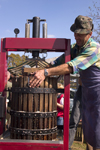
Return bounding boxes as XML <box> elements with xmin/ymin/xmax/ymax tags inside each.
<box><xmin>70</xmin><ymin>15</ymin><xmax>93</xmax><ymax>34</ymax></box>
<box><xmin>70</xmin><ymin>15</ymin><xmax>94</xmax><ymax>47</ymax></box>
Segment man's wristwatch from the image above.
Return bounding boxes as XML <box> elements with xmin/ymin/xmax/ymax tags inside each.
<box><xmin>44</xmin><ymin>69</ymin><xmax>48</xmax><ymax>76</ymax></box>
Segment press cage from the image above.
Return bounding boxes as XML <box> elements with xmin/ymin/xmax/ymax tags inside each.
<box><xmin>10</xmin><ymin>75</ymin><xmax>58</xmax><ymax>140</ymax></box>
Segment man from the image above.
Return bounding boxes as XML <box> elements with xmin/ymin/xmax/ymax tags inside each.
<box><xmin>29</xmin><ymin>15</ymin><xmax>100</xmax><ymax>150</ymax></box>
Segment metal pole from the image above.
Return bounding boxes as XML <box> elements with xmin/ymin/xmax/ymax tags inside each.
<box><xmin>43</xmin><ymin>23</ymin><xmax>47</xmax><ymax>38</ymax></box>
<box><xmin>25</xmin><ymin>23</ymin><xmax>30</xmax><ymax>38</ymax></box>
<box><xmin>32</xmin><ymin>17</ymin><xmax>40</xmax><ymax>38</ymax></box>
<box><xmin>64</xmin><ymin>39</ymin><xmax>71</xmax><ymax>150</ymax></box>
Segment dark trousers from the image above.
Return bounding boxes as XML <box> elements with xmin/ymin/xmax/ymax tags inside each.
<box><xmin>69</xmin><ymin>85</ymin><xmax>82</xmax><ymax>149</ymax></box>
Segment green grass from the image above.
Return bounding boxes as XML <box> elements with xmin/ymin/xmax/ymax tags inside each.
<box><xmin>71</xmin><ymin>141</ymin><xmax>86</xmax><ymax>150</ymax></box>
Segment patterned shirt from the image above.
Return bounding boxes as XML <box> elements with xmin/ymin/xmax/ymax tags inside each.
<box><xmin>52</xmin><ymin>38</ymin><xmax>100</xmax><ymax>74</ymax></box>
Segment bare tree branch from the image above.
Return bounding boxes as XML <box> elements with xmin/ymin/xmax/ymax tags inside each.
<box><xmin>88</xmin><ymin>1</ymin><xmax>100</xmax><ymax>43</ymax></box>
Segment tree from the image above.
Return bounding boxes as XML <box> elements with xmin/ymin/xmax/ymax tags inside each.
<box><xmin>89</xmin><ymin>1</ymin><xmax>100</xmax><ymax>43</ymax></box>
<box><xmin>8</xmin><ymin>53</ymin><xmax>28</xmax><ymax>68</ymax></box>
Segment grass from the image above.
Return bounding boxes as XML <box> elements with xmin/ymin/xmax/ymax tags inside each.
<box><xmin>71</xmin><ymin>141</ymin><xmax>86</xmax><ymax>150</ymax></box>
<box><xmin>57</xmin><ymin>130</ymin><xmax>87</xmax><ymax>150</ymax></box>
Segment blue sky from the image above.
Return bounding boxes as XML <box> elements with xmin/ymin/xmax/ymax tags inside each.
<box><xmin>0</xmin><ymin>0</ymin><xmax>95</xmax><ymax>59</ymax></box>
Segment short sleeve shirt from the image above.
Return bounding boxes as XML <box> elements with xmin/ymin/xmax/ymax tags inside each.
<box><xmin>67</xmin><ymin>38</ymin><xmax>100</xmax><ymax>74</ymax></box>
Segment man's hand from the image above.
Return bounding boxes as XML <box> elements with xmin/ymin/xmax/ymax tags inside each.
<box><xmin>29</xmin><ymin>69</ymin><xmax>45</xmax><ymax>88</ymax></box>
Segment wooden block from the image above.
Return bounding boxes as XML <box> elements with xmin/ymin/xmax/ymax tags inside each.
<box><xmin>23</xmin><ymin>68</ymin><xmax>45</xmax><ymax>74</ymax></box>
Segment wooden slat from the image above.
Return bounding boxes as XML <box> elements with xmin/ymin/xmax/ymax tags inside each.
<box><xmin>44</xmin><ymin>77</ymin><xmax>49</xmax><ymax>140</ymax></box>
<box><xmin>33</xmin><ymin>91</ymin><xmax>39</xmax><ymax>140</ymax></box>
<box><xmin>39</xmin><ymin>81</ymin><xmax>44</xmax><ymax>140</ymax></box>
<box><xmin>18</xmin><ymin>76</ymin><xmax>23</xmax><ymax>111</ymax></box>
<box><xmin>52</xmin><ymin>77</ymin><xmax>57</xmax><ymax>140</ymax></box>
<box><xmin>14</xmin><ymin>77</ymin><xmax>19</xmax><ymax>139</ymax></box>
<box><xmin>17</xmin><ymin>76</ymin><xmax>23</xmax><ymax>139</ymax></box>
<box><xmin>22</xmin><ymin>76</ymin><xmax>28</xmax><ymax>139</ymax></box>
<box><xmin>27</xmin><ymin>76</ymin><xmax>33</xmax><ymax>140</ymax></box>
<box><xmin>48</xmin><ymin>77</ymin><xmax>52</xmax><ymax>140</ymax></box>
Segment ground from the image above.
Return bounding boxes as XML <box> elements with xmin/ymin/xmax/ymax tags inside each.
<box><xmin>57</xmin><ymin>130</ymin><xmax>86</xmax><ymax>150</ymax></box>
<box><xmin>71</xmin><ymin>141</ymin><xmax>86</xmax><ymax>150</ymax></box>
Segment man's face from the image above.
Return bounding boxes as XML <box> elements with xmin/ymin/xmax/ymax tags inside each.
<box><xmin>74</xmin><ymin>32</ymin><xmax>92</xmax><ymax>48</ymax></box>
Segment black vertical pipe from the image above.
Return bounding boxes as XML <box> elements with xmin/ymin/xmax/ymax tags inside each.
<box><xmin>32</xmin><ymin>17</ymin><xmax>40</xmax><ymax>59</ymax></box>
<box><xmin>32</xmin><ymin>17</ymin><xmax>40</xmax><ymax>38</ymax></box>
<box><xmin>30</xmin><ymin>16</ymin><xmax>46</xmax><ymax>59</ymax></box>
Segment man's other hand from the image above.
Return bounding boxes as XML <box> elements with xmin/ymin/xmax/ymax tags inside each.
<box><xmin>29</xmin><ymin>69</ymin><xmax>45</xmax><ymax>88</ymax></box>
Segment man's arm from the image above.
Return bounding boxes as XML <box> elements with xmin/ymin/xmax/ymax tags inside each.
<box><xmin>68</xmin><ymin>44</ymin><xmax>100</xmax><ymax>74</ymax></box>
<box><xmin>29</xmin><ymin>63</ymin><xmax>73</xmax><ymax>88</ymax></box>
<box><xmin>46</xmin><ymin>63</ymin><xmax>73</xmax><ymax>76</ymax></box>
